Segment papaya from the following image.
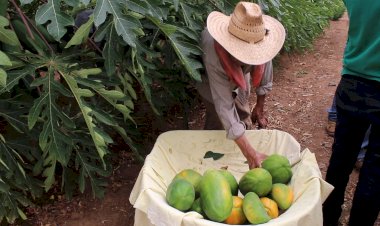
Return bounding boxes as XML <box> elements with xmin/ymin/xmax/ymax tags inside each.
<box><xmin>271</xmin><ymin>183</ymin><xmax>294</xmax><ymax>210</ymax></box>
<box><xmin>200</xmin><ymin>169</ymin><xmax>233</xmax><ymax>222</ymax></box>
<box><xmin>243</xmin><ymin>192</ymin><xmax>271</xmax><ymax>225</ymax></box>
<box><xmin>260</xmin><ymin>197</ymin><xmax>279</xmax><ymax>219</ymax></box>
<box><xmin>239</xmin><ymin>168</ymin><xmax>272</xmax><ymax>197</ymax></box>
<box><xmin>166</xmin><ymin>178</ymin><xmax>195</xmax><ymax>211</ymax></box>
<box><xmin>224</xmin><ymin>196</ymin><xmax>247</xmax><ymax>225</ymax></box>
<box><xmin>219</xmin><ymin>169</ymin><xmax>239</xmax><ymax>195</ymax></box>
<box><xmin>190</xmin><ymin>197</ymin><xmax>204</xmax><ymax>216</ymax></box>
<box><xmin>262</xmin><ymin>154</ymin><xmax>293</xmax><ymax>184</ymax></box>
<box><xmin>174</xmin><ymin>169</ymin><xmax>202</xmax><ymax>196</ymax></box>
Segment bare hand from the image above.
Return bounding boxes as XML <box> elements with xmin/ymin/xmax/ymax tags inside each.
<box><xmin>251</xmin><ymin>106</ymin><xmax>268</xmax><ymax>129</ymax></box>
<box><xmin>235</xmin><ymin>135</ymin><xmax>268</xmax><ymax>169</ymax></box>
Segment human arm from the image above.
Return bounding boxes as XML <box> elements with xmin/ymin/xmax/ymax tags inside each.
<box><xmin>251</xmin><ymin>94</ymin><xmax>268</xmax><ymax>128</ymax></box>
<box><xmin>251</xmin><ymin>61</ymin><xmax>273</xmax><ymax>128</ymax></box>
<box><xmin>235</xmin><ymin>134</ymin><xmax>267</xmax><ymax>169</ymax></box>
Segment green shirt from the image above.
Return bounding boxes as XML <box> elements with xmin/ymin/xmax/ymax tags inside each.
<box><xmin>342</xmin><ymin>0</ymin><xmax>380</xmax><ymax>82</ymax></box>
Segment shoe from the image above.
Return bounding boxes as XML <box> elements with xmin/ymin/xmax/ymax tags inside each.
<box><xmin>326</xmin><ymin>120</ymin><xmax>336</xmax><ymax>137</ymax></box>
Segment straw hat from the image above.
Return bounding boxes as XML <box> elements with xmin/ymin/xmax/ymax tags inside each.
<box><xmin>207</xmin><ymin>2</ymin><xmax>286</xmax><ymax>65</ymax></box>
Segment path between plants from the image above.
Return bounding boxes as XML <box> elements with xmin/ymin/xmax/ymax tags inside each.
<box><xmin>24</xmin><ymin>13</ymin><xmax>380</xmax><ymax>226</ymax></box>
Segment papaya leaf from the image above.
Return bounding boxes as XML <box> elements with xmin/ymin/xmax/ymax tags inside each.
<box><xmin>74</xmin><ymin>68</ymin><xmax>102</xmax><ymax>78</ymax></box>
<box><xmin>0</xmin><ymin>106</ymin><xmax>28</xmax><ymax>133</ymax></box>
<box><xmin>80</xmin><ymin>0</ymin><xmax>91</xmax><ymax>5</ymax></box>
<box><xmin>27</xmin><ymin>69</ymin><xmax>74</xmax><ymax>166</ymax></box>
<box><xmin>0</xmin><ymin>51</ymin><xmax>12</xmax><ymax>66</ymax></box>
<box><xmin>90</xmin><ymin>85</ymin><xmax>135</xmax><ymax>123</ymax></box>
<box><xmin>75</xmin><ymin>149</ymin><xmax>110</xmax><ymax>198</ymax></box>
<box><xmin>179</xmin><ymin>3</ymin><xmax>203</xmax><ymax>30</ymax></box>
<box><xmin>0</xmin><ymin>139</ymin><xmax>40</xmax><ymax>223</ymax></box>
<box><xmin>93</xmin><ymin>0</ymin><xmax>142</xmax><ymax>47</ymax></box>
<box><xmin>61</xmin><ymin>71</ymin><xmax>110</xmax><ymax>168</ymax></box>
<box><xmin>126</xmin><ymin>0</ymin><xmax>167</xmax><ymax>19</ymax></box>
<box><xmin>0</xmin><ymin>16</ymin><xmax>20</xmax><ymax>46</ymax></box>
<box><xmin>0</xmin><ymin>69</ymin><xmax>32</xmax><ymax>94</ymax></box>
<box><xmin>93</xmin><ymin>18</ymin><xmax>112</xmax><ymax>42</ymax></box>
<box><xmin>35</xmin><ymin>0</ymin><xmax>74</xmax><ymax>41</ymax></box>
<box><xmin>42</xmin><ymin>161</ymin><xmax>56</xmax><ymax>191</ymax></box>
<box><xmin>19</xmin><ymin>0</ymin><xmax>34</xmax><ymax>5</ymax></box>
<box><xmin>65</xmin><ymin>15</ymin><xmax>94</xmax><ymax>48</ymax></box>
<box><xmin>112</xmin><ymin>125</ymin><xmax>144</xmax><ymax>162</ymax></box>
<box><xmin>16</xmin><ymin>208</ymin><xmax>27</xmax><ymax>220</ymax></box>
<box><xmin>0</xmin><ymin>0</ymin><xmax>7</xmax><ymax>17</ymax></box>
<box><xmin>125</xmin><ymin>0</ymin><xmax>151</xmax><ymax>17</ymax></box>
<box><xmin>0</xmin><ymin>68</ymin><xmax>6</xmax><ymax>88</ymax></box>
<box><xmin>0</xmin><ymin>95</ymin><xmax>30</xmax><ymax>133</ymax></box>
<box><xmin>103</xmin><ymin>25</ymin><xmax>122</xmax><ymax>76</ymax></box>
<box><xmin>203</xmin><ymin>151</ymin><xmax>224</xmax><ymax>160</ymax></box>
<box><xmin>149</xmin><ymin>18</ymin><xmax>202</xmax><ymax>81</ymax></box>
<box><xmin>0</xmin><ymin>179</ymin><xmax>10</xmax><ymax>192</ymax></box>
<box><xmin>126</xmin><ymin>56</ymin><xmax>159</xmax><ymax>116</ymax></box>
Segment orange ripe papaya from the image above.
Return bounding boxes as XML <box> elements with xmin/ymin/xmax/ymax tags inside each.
<box><xmin>224</xmin><ymin>196</ymin><xmax>247</xmax><ymax>225</ymax></box>
<box><xmin>260</xmin><ymin>197</ymin><xmax>279</xmax><ymax>219</ymax></box>
<box><xmin>271</xmin><ymin>183</ymin><xmax>294</xmax><ymax>210</ymax></box>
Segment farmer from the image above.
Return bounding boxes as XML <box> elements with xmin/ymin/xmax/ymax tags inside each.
<box><xmin>322</xmin><ymin>0</ymin><xmax>380</xmax><ymax>225</ymax></box>
<box><xmin>196</xmin><ymin>2</ymin><xmax>285</xmax><ymax>169</ymax></box>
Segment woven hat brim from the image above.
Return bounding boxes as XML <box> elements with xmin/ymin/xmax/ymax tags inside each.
<box><xmin>207</xmin><ymin>11</ymin><xmax>286</xmax><ymax>65</ymax></box>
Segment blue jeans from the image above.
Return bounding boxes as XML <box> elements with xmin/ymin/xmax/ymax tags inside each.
<box><xmin>322</xmin><ymin>75</ymin><xmax>380</xmax><ymax>226</ymax></box>
<box><xmin>327</xmin><ymin>95</ymin><xmax>338</xmax><ymax>122</ymax></box>
<box><xmin>328</xmin><ymin>91</ymin><xmax>371</xmax><ymax>155</ymax></box>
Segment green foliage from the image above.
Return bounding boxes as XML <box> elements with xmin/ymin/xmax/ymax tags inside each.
<box><xmin>0</xmin><ymin>0</ymin><xmax>345</xmax><ymax>224</ymax></box>
<box><xmin>258</xmin><ymin>0</ymin><xmax>346</xmax><ymax>52</ymax></box>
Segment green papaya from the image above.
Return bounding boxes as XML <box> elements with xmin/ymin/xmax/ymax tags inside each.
<box><xmin>262</xmin><ymin>154</ymin><xmax>293</xmax><ymax>184</ymax></box>
<box><xmin>200</xmin><ymin>169</ymin><xmax>233</xmax><ymax>222</ymax></box>
<box><xmin>219</xmin><ymin>169</ymin><xmax>239</xmax><ymax>196</ymax></box>
<box><xmin>174</xmin><ymin>169</ymin><xmax>202</xmax><ymax>196</ymax></box>
<box><xmin>190</xmin><ymin>197</ymin><xmax>204</xmax><ymax>216</ymax></box>
<box><xmin>243</xmin><ymin>192</ymin><xmax>271</xmax><ymax>225</ymax></box>
<box><xmin>166</xmin><ymin>178</ymin><xmax>195</xmax><ymax>211</ymax></box>
<box><xmin>239</xmin><ymin>168</ymin><xmax>272</xmax><ymax>197</ymax></box>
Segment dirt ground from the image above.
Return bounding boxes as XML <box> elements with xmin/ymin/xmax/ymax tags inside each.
<box><xmin>22</xmin><ymin>13</ymin><xmax>380</xmax><ymax>226</ymax></box>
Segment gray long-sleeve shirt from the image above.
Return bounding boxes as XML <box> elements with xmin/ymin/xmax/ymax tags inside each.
<box><xmin>196</xmin><ymin>28</ymin><xmax>273</xmax><ymax>140</ymax></box>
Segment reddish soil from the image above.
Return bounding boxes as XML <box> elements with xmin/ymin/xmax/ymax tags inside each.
<box><xmin>21</xmin><ymin>13</ymin><xmax>380</xmax><ymax>226</ymax></box>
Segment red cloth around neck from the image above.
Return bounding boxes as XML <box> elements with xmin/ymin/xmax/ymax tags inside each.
<box><xmin>214</xmin><ymin>41</ymin><xmax>265</xmax><ymax>90</ymax></box>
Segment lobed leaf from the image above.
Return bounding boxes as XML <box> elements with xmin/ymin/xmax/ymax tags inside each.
<box><xmin>35</xmin><ymin>0</ymin><xmax>74</xmax><ymax>41</ymax></box>
<box><xmin>0</xmin><ymin>16</ymin><xmax>20</xmax><ymax>46</ymax></box>
<box><xmin>66</xmin><ymin>15</ymin><xmax>95</xmax><ymax>48</ymax></box>
<box><xmin>94</xmin><ymin>0</ymin><xmax>143</xmax><ymax>47</ymax></box>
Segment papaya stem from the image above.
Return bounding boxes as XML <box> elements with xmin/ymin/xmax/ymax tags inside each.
<box><xmin>10</xmin><ymin>0</ymin><xmax>35</xmax><ymax>40</ymax></box>
<box><xmin>24</xmin><ymin>15</ymin><xmax>54</xmax><ymax>54</ymax></box>
<box><xmin>10</xmin><ymin>0</ymin><xmax>54</xmax><ymax>54</ymax></box>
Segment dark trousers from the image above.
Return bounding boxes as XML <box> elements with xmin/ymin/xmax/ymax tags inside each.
<box><xmin>323</xmin><ymin>75</ymin><xmax>380</xmax><ymax>226</ymax></box>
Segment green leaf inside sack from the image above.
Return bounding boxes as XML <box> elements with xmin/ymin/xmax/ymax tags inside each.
<box><xmin>203</xmin><ymin>151</ymin><xmax>224</xmax><ymax>160</ymax></box>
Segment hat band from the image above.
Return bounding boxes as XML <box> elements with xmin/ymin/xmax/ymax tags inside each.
<box><xmin>228</xmin><ymin>15</ymin><xmax>266</xmax><ymax>43</ymax></box>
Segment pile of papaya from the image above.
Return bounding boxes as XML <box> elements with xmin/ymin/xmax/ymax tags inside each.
<box><xmin>165</xmin><ymin>154</ymin><xmax>294</xmax><ymax>225</ymax></box>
